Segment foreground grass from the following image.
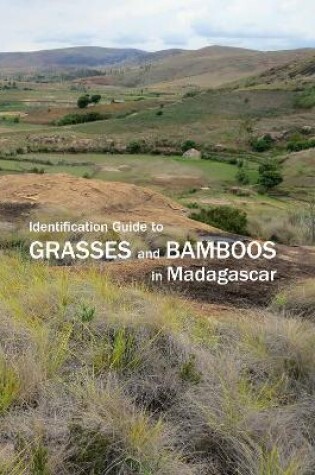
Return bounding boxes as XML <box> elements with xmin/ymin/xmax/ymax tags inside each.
<box><xmin>0</xmin><ymin>256</ymin><xmax>314</xmax><ymax>474</ymax></box>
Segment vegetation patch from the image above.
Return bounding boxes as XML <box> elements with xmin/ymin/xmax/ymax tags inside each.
<box><xmin>0</xmin><ymin>256</ymin><xmax>313</xmax><ymax>474</ymax></box>
<box><xmin>56</xmin><ymin>111</ymin><xmax>110</xmax><ymax>126</ymax></box>
<box><xmin>272</xmin><ymin>279</ymin><xmax>315</xmax><ymax>318</ymax></box>
<box><xmin>190</xmin><ymin>205</ymin><xmax>248</xmax><ymax>235</ymax></box>
<box><xmin>295</xmin><ymin>87</ymin><xmax>315</xmax><ymax>109</ymax></box>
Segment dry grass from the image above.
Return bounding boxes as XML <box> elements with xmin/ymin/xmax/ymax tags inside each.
<box><xmin>0</xmin><ymin>256</ymin><xmax>314</xmax><ymax>474</ymax></box>
<box><xmin>247</xmin><ymin>210</ymin><xmax>314</xmax><ymax>245</ymax></box>
<box><xmin>273</xmin><ymin>279</ymin><xmax>315</xmax><ymax>319</ymax></box>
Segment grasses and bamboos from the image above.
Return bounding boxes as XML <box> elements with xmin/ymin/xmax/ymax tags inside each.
<box><xmin>0</xmin><ymin>256</ymin><xmax>314</xmax><ymax>474</ymax></box>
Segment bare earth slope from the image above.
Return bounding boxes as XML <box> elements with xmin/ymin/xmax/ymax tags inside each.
<box><xmin>0</xmin><ymin>173</ymin><xmax>216</xmax><ymax>233</ymax></box>
<box><xmin>104</xmin><ymin>247</ymin><xmax>315</xmax><ymax>308</ymax></box>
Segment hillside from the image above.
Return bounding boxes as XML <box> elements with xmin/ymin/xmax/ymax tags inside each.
<box><xmin>77</xmin><ymin>46</ymin><xmax>315</xmax><ymax>89</ymax></box>
<box><xmin>125</xmin><ymin>47</ymin><xmax>315</xmax><ymax>89</ymax></box>
<box><xmin>68</xmin><ymin>88</ymin><xmax>304</xmax><ymax>144</ymax></box>
<box><xmin>0</xmin><ymin>45</ymin><xmax>314</xmax><ymax>89</ymax></box>
<box><xmin>242</xmin><ymin>53</ymin><xmax>315</xmax><ymax>88</ymax></box>
<box><xmin>0</xmin><ymin>173</ymin><xmax>216</xmax><ymax>234</ymax></box>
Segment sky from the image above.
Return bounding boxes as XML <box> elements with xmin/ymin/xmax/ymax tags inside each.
<box><xmin>0</xmin><ymin>0</ymin><xmax>314</xmax><ymax>52</ymax></box>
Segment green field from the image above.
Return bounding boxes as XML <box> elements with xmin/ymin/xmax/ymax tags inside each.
<box><xmin>0</xmin><ymin>150</ymin><xmax>309</xmax><ymax>243</ymax></box>
<box><xmin>0</xmin><ymin>152</ymin><xmax>255</xmax><ymax>190</ymax></box>
<box><xmin>67</xmin><ymin>89</ymin><xmax>298</xmax><ymax>147</ymax></box>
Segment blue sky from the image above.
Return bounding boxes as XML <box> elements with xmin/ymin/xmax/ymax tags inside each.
<box><xmin>0</xmin><ymin>0</ymin><xmax>314</xmax><ymax>52</ymax></box>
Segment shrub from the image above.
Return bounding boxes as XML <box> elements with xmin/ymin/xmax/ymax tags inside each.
<box><xmin>77</xmin><ymin>94</ymin><xmax>90</xmax><ymax>109</ymax></box>
<box><xmin>56</xmin><ymin>112</ymin><xmax>109</xmax><ymax>126</ymax></box>
<box><xmin>183</xmin><ymin>90</ymin><xmax>199</xmax><ymax>98</ymax></box>
<box><xmin>295</xmin><ymin>88</ymin><xmax>315</xmax><ymax>109</ymax></box>
<box><xmin>257</xmin><ymin>159</ymin><xmax>283</xmax><ymax>191</ymax></box>
<box><xmin>190</xmin><ymin>205</ymin><xmax>248</xmax><ymax>235</ymax></box>
<box><xmin>126</xmin><ymin>140</ymin><xmax>145</xmax><ymax>154</ymax></box>
<box><xmin>181</xmin><ymin>139</ymin><xmax>196</xmax><ymax>152</ymax></box>
<box><xmin>90</xmin><ymin>94</ymin><xmax>101</xmax><ymax>105</ymax></box>
<box><xmin>186</xmin><ymin>202</ymin><xmax>199</xmax><ymax>209</ymax></box>
<box><xmin>236</xmin><ymin>167</ymin><xmax>250</xmax><ymax>185</ymax></box>
<box><xmin>251</xmin><ymin>134</ymin><xmax>274</xmax><ymax>152</ymax></box>
<box><xmin>287</xmin><ymin>138</ymin><xmax>315</xmax><ymax>152</ymax></box>
<box><xmin>30</xmin><ymin>167</ymin><xmax>45</xmax><ymax>174</ymax></box>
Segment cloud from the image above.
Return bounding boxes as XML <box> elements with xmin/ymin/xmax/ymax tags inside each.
<box><xmin>190</xmin><ymin>0</ymin><xmax>315</xmax><ymax>50</ymax></box>
<box><xmin>0</xmin><ymin>0</ymin><xmax>314</xmax><ymax>52</ymax></box>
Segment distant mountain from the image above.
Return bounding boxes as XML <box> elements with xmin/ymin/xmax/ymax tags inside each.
<box><xmin>0</xmin><ymin>46</ymin><xmax>186</xmax><ymax>71</ymax></box>
<box><xmin>71</xmin><ymin>46</ymin><xmax>315</xmax><ymax>89</ymax></box>
<box><xmin>0</xmin><ymin>45</ymin><xmax>314</xmax><ymax>89</ymax></box>
<box><xmin>0</xmin><ymin>47</ymin><xmax>142</xmax><ymax>70</ymax></box>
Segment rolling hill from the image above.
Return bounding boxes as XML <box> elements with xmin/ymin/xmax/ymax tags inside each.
<box><xmin>0</xmin><ymin>45</ymin><xmax>314</xmax><ymax>89</ymax></box>
<box><xmin>0</xmin><ymin>46</ymin><xmax>184</xmax><ymax>71</ymax></box>
<box><xmin>0</xmin><ymin>47</ymin><xmax>147</xmax><ymax>70</ymax></box>
<box><xmin>117</xmin><ymin>46</ymin><xmax>315</xmax><ymax>89</ymax></box>
<box><xmin>71</xmin><ymin>46</ymin><xmax>315</xmax><ymax>89</ymax></box>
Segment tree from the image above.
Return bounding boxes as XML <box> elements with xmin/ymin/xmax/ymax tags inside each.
<box><xmin>77</xmin><ymin>95</ymin><xmax>90</xmax><ymax>109</ymax></box>
<box><xmin>90</xmin><ymin>94</ymin><xmax>101</xmax><ymax>105</ymax></box>
<box><xmin>257</xmin><ymin>159</ymin><xmax>283</xmax><ymax>192</ymax></box>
